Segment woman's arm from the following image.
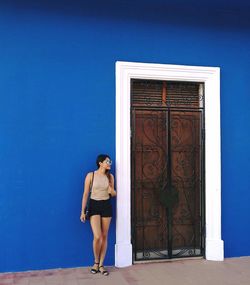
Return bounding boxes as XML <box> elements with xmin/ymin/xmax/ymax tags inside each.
<box><xmin>80</xmin><ymin>172</ymin><xmax>92</xmax><ymax>222</ymax></box>
<box><xmin>108</xmin><ymin>174</ymin><xmax>116</xmax><ymax>197</ymax></box>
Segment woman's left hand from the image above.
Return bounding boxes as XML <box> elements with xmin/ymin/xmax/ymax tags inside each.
<box><xmin>108</xmin><ymin>186</ymin><xmax>116</xmax><ymax>197</ymax></box>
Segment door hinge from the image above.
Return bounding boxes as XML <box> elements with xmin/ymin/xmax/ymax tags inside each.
<box><xmin>202</xmin><ymin>225</ymin><xmax>206</xmax><ymax>237</ymax></box>
<box><xmin>202</xmin><ymin>129</ymin><xmax>205</xmax><ymax>140</ymax></box>
<box><xmin>131</xmin><ymin>128</ymin><xmax>134</xmax><ymax>138</ymax></box>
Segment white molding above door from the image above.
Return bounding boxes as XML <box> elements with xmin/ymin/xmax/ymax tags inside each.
<box><xmin>115</xmin><ymin>61</ymin><xmax>224</xmax><ymax>267</ymax></box>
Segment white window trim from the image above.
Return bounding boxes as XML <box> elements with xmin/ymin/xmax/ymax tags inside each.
<box><xmin>115</xmin><ymin>61</ymin><xmax>224</xmax><ymax>267</ymax></box>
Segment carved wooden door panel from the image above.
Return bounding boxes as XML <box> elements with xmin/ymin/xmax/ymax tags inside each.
<box><xmin>132</xmin><ymin>110</ymin><xmax>168</xmax><ymax>256</ymax></box>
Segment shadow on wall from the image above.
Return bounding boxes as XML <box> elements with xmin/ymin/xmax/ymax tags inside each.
<box><xmin>1</xmin><ymin>0</ymin><xmax>250</xmax><ymax>31</ymax></box>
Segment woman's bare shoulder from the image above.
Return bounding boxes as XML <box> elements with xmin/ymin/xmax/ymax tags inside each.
<box><xmin>85</xmin><ymin>171</ymin><xmax>94</xmax><ymax>179</ymax></box>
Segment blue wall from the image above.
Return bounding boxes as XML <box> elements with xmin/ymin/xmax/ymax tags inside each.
<box><xmin>0</xmin><ymin>0</ymin><xmax>250</xmax><ymax>273</ymax></box>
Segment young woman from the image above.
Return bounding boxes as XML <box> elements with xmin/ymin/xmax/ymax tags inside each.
<box><xmin>80</xmin><ymin>154</ymin><xmax>116</xmax><ymax>276</ymax></box>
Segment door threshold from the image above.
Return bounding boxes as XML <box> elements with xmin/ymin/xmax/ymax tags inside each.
<box><xmin>133</xmin><ymin>256</ymin><xmax>204</xmax><ymax>264</ymax></box>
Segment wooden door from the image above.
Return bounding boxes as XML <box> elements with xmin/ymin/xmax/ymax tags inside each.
<box><xmin>131</xmin><ymin>80</ymin><xmax>205</xmax><ymax>261</ymax></box>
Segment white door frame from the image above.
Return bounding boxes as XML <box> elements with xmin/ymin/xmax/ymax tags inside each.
<box><xmin>115</xmin><ymin>61</ymin><xmax>224</xmax><ymax>267</ymax></box>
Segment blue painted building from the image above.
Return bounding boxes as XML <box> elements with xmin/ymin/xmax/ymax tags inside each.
<box><xmin>0</xmin><ymin>0</ymin><xmax>249</xmax><ymax>273</ymax></box>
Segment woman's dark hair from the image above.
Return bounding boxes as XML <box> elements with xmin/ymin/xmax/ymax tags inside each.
<box><xmin>96</xmin><ymin>154</ymin><xmax>110</xmax><ymax>168</ymax></box>
<box><xmin>96</xmin><ymin>154</ymin><xmax>111</xmax><ymax>183</ymax></box>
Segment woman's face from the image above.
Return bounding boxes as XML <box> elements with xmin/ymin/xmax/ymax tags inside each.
<box><xmin>100</xmin><ymin>157</ymin><xmax>112</xmax><ymax>170</ymax></box>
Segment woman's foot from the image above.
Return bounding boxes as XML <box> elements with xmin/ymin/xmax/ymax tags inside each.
<box><xmin>99</xmin><ymin>265</ymin><xmax>109</xmax><ymax>276</ymax></box>
<box><xmin>90</xmin><ymin>262</ymin><xmax>99</xmax><ymax>274</ymax></box>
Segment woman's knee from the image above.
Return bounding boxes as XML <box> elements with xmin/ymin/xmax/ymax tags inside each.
<box><xmin>93</xmin><ymin>234</ymin><xmax>102</xmax><ymax>242</ymax></box>
<box><xmin>102</xmin><ymin>232</ymin><xmax>108</xmax><ymax>240</ymax></box>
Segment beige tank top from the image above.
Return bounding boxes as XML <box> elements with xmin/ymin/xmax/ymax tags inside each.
<box><xmin>90</xmin><ymin>173</ymin><xmax>110</xmax><ymax>201</ymax></box>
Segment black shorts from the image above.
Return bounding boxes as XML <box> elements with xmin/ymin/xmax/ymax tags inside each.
<box><xmin>89</xmin><ymin>198</ymin><xmax>113</xmax><ymax>218</ymax></box>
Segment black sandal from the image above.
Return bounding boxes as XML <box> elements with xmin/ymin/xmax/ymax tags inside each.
<box><xmin>90</xmin><ymin>262</ymin><xmax>99</xmax><ymax>274</ymax></box>
<box><xmin>99</xmin><ymin>265</ymin><xmax>109</xmax><ymax>276</ymax></box>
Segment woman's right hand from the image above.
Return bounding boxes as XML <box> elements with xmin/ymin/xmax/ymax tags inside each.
<box><xmin>80</xmin><ymin>212</ymin><xmax>86</xmax><ymax>223</ymax></box>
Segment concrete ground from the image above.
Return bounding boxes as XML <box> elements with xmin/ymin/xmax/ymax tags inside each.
<box><xmin>0</xmin><ymin>256</ymin><xmax>250</xmax><ymax>285</ymax></box>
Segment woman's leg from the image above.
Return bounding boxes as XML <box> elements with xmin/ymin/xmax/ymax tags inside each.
<box><xmin>90</xmin><ymin>215</ymin><xmax>102</xmax><ymax>269</ymax></box>
<box><xmin>99</xmin><ymin>217</ymin><xmax>112</xmax><ymax>269</ymax></box>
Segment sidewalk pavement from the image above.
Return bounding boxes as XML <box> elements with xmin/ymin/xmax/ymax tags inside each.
<box><xmin>0</xmin><ymin>256</ymin><xmax>249</xmax><ymax>285</ymax></box>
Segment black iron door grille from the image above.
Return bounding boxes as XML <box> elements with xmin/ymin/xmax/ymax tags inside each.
<box><xmin>131</xmin><ymin>80</ymin><xmax>205</xmax><ymax>261</ymax></box>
